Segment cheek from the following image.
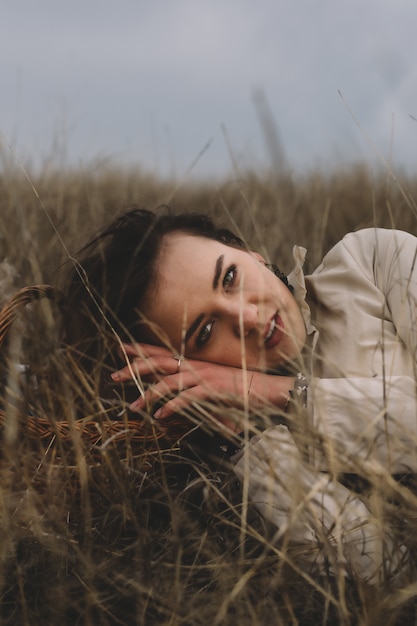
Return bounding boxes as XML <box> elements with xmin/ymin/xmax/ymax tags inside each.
<box><xmin>143</xmin><ymin>300</ymin><xmax>185</xmax><ymax>349</ymax></box>
<box><xmin>193</xmin><ymin>334</ymin><xmax>248</xmax><ymax>368</ymax></box>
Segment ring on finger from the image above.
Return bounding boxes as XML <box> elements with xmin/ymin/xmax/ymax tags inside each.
<box><xmin>172</xmin><ymin>354</ymin><xmax>183</xmax><ymax>372</ymax></box>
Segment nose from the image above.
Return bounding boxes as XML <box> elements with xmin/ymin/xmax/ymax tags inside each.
<box><xmin>228</xmin><ymin>301</ymin><xmax>258</xmax><ymax>337</ymax></box>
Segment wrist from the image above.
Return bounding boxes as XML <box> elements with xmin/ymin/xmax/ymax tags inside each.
<box><xmin>286</xmin><ymin>372</ymin><xmax>309</xmax><ymax>411</ymax></box>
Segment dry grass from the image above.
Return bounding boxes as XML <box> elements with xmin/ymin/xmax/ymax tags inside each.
<box><xmin>1</xmin><ymin>160</ymin><xmax>417</xmax><ymax>625</ymax></box>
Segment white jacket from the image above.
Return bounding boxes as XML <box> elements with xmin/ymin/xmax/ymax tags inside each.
<box><xmin>232</xmin><ymin>229</ymin><xmax>417</xmax><ymax>583</ymax></box>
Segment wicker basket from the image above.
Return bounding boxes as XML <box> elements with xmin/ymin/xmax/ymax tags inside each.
<box><xmin>0</xmin><ymin>285</ymin><xmax>173</xmax><ymax>462</ymax></box>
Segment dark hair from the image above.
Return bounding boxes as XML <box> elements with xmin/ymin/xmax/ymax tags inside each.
<box><xmin>62</xmin><ymin>207</ymin><xmax>247</xmax><ymax>376</ymax></box>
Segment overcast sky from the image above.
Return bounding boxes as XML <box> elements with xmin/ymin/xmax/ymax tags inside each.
<box><xmin>2</xmin><ymin>0</ymin><xmax>416</xmax><ymax>179</ymax></box>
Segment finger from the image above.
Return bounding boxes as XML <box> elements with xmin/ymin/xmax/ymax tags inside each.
<box><xmin>128</xmin><ymin>370</ymin><xmax>197</xmax><ymax>412</ymax></box>
<box><xmin>153</xmin><ymin>391</ymin><xmax>243</xmax><ymax>434</ymax></box>
<box><xmin>112</xmin><ymin>353</ymin><xmax>183</xmax><ymax>382</ymax></box>
<box><xmin>153</xmin><ymin>388</ymin><xmax>208</xmax><ymax>419</ymax></box>
<box><xmin>121</xmin><ymin>343</ymin><xmax>172</xmax><ymax>358</ymax></box>
<box><xmin>111</xmin><ymin>360</ymin><xmax>152</xmax><ymax>383</ymax></box>
<box><xmin>111</xmin><ymin>362</ymin><xmax>158</xmax><ymax>382</ymax></box>
<box><xmin>120</xmin><ymin>343</ymin><xmax>207</xmax><ymax>375</ymax></box>
<box><xmin>128</xmin><ymin>381</ymin><xmax>174</xmax><ymax>413</ymax></box>
<box><xmin>150</xmin><ymin>380</ymin><xmax>231</xmax><ymax>418</ymax></box>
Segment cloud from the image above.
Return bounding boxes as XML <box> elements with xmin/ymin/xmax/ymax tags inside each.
<box><xmin>2</xmin><ymin>0</ymin><xmax>416</xmax><ymax>177</ymax></box>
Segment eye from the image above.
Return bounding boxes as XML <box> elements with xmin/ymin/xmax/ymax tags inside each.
<box><xmin>223</xmin><ymin>264</ymin><xmax>237</xmax><ymax>290</ymax></box>
<box><xmin>196</xmin><ymin>320</ymin><xmax>214</xmax><ymax>349</ymax></box>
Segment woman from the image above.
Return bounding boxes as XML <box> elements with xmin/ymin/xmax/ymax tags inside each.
<box><xmin>63</xmin><ymin>207</ymin><xmax>417</xmax><ymax>584</ymax></box>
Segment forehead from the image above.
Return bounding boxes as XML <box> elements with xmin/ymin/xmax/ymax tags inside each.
<box><xmin>163</xmin><ymin>232</ymin><xmax>228</xmax><ymax>259</ymax></box>
<box><xmin>158</xmin><ymin>233</ymin><xmax>232</xmax><ymax>279</ymax></box>
<box><xmin>141</xmin><ymin>233</ymin><xmax>231</xmax><ymax>345</ymax></box>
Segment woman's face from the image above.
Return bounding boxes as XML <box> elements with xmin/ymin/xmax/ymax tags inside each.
<box><xmin>141</xmin><ymin>233</ymin><xmax>307</xmax><ymax>371</ymax></box>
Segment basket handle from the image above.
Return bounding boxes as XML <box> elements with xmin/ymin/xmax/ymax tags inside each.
<box><xmin>0</xmin><ymin>285</ymin><xmax>64</xmax><ymax>348</ymax></box>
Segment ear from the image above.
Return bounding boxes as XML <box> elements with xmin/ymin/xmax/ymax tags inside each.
<box><xmin>249</xmin><ymin>250</ymin><xmax>267</xmax><ymax>264</ymax></box>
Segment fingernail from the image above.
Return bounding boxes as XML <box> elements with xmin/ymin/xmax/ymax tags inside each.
<box><xmin>154</xmin><ymin>408</ymin><xmax>163</xmax><ymax>419</ymax></box>
<box><xmin>111</xmin><ymin>372</ymin><xmax>120</xmax><ymax>381</ymax></box>
<box><xmin>129</xmin><ymin>400</ymin><xmax>140</xmax><ymax>411</ymax></box>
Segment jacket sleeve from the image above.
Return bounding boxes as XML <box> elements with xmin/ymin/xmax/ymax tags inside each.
<box><xmin>231</xmin><ymin>425</ymin><xmax>407</xmax><ymax>583</ymax></box>
<box><xmin>310</xmin><ymin>375</ymin><xmax>417</xmax><ymax>473</ymax></box>
<box><xmin>308</xmin><ymin>229</ymin><xmax>417</xmax><ymax>474</ymax></box>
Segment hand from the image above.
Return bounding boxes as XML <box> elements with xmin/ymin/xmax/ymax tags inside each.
<box><xmin>111</xmin><ymin>343</ymin><xmax>294</xmax><ymax>433</ymax></box>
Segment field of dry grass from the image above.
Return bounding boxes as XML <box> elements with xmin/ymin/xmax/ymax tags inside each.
<box><xmin>1</xmin><ymin>161</ymin><xmax>417</xmax><ymax>625</ymax></box>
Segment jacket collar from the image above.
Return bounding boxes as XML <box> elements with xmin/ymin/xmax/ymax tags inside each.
<box><xmin>287</xmin><ymin>245</ymin><xmax>316</xmax><ymax>338</ymax></box>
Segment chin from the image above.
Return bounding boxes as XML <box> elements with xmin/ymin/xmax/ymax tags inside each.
<box><xmin>268</xmin><ymin>350</ymin><xmax>297</xmax><ymax>371</ymax></box>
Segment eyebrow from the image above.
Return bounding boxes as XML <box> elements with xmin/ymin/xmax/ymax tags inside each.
<box><xmin>212</xmin><ymin>254</ymin><xmax>224</xmax><ymax>290</ymax></box>
<box><xmin>185</xmin><ymin>254</ymin><xmax>224</xmax><ymax>345</ymax></box>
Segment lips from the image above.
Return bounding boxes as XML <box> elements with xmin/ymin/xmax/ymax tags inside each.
<box><xmin>264</xmin><ymin>312</ymin><xmax>284</xmax><ymax>349</ymax></box>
